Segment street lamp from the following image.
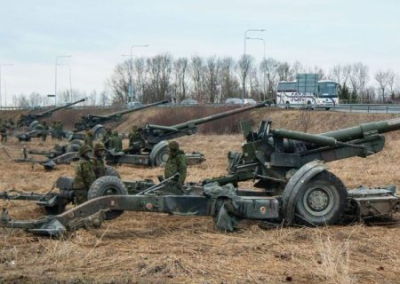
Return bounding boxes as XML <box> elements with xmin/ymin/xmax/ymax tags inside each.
<box><xmin>247</xmin><ymin>37</ymin><xmax>266</xmax><ymax>101</ymax></box>
<box><xmin>242</xmin><ymin>29</ymin><xmax>264</xmax><ymax>103</ymax></box>
<box><xmin>123</xmin><ymin>44</ymin><xmax>149</xmax><ymax>103</ymax></box>
<box><xmin>58</xmin><ymin>64</ymin><xmax>73</xmax><ymax>102</ymax></box>
<box><xmin>55</xmin><ymin>55</ymin><xmax>71</xmax><ymax>105</ymax></box>
<box><xmin>0</xmin><ymin>64</ymin><xmax>13</xmax><ymax>108</ymax></box>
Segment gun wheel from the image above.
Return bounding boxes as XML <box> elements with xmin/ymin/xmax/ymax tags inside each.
<box><xmin>88</xmin><ymin>176</ymin><xmax>127</xmax><ymax>220</ymax></box>
<box><xmin>295</xmin><ymin>171</ymin><xmax>347</xmax><ymax>226</ymax></box>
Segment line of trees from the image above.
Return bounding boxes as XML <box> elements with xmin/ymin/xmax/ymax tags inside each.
<box><xmin>107</xmin><ymin>54</ymin><xmax>400</xmax><ymax>105</ymax></box>
<box><xmin>10</xmin><ymin>54</ymin><xmax>400</xmax><ymax>108</ymax></box>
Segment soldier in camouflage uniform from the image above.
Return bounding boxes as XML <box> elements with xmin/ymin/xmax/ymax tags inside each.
<box><xmin>91</xmin><ymin>142</ymin><xmax>107</xmax><ymax>178</ymax></box>
<box><xmin>41</xmin><ymin>121</ymin><xmax>49</xmax><ymax>142</ymax></box>
<box><xmin>72</xmin><ymin>145</ymin><xmax>96</xmax><ymax>205</ymax></box>
<box><xmin>84</xmin><ymin>130</ymin><xmax>94</xmax><ymax>148</ymax></box>
<box><xmin>164</xmin><ymin>141</ymin><xmax>187</xmax><ymax>190</ymax></box>
<box><xmin>102</xmin><ymin>127</ymin><xmax>113</xmax><ymax>149</ymax></box>
<box><xmin>126</xmin><ymin>125</ymin><xmax>144</xmax><ymax>154</ymax></box>
<box><xmin>110</xmin><ymin>130</ymin><xmax>122</xmax><ymax>152</ymax></box>
<box><xmin>0</xmin><ymin>123</ymin><xmax>7</xmax><ymax>143</ymax></box>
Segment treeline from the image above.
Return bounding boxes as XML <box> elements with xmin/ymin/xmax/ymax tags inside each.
<box><xmin>107</xmin><ymin>55</ymin><xmax>400</xmax><ymax>104</ymax></box>
<box><xmin>11</xmin><ymin>54</ymin><xmax>400</xmax><ymax>108</ymax></box>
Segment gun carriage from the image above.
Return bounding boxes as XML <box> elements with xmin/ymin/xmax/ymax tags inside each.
<box><xmin>2</xmin><ymin>117</ymin><xmax>400</xmax><ymax>236</ymax></box>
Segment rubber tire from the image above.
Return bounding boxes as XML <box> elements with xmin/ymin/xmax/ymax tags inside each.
<box><xmin>105</xmin><ymin>165</ymin><xmax>121</xmax><ymax>178</ymax></box>
<box><xmin>151</xmin><ymin>143</ymin><xmax>169</xmax><ymax>166</ymax></box>
<box><xmin>88</xmin><ymin>176</ymin><xmax>127</xmax><ymax>220</ymax></box>
<box><xmin>92</xmin><ymin>125</ymin><xmax>107</xmax><ymax>140</ymax></box>
<box><xmin>295</xmin><ymin>171</ymin><xmax>347</xmax><ymax>226</ymax></box>
<box><xmin>66</xmin><ymin>139</ymin><xmax>83</xmax><ymax>153</ymax></box>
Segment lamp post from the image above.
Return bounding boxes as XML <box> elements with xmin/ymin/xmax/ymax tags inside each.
<box><xmin>242</xmin><ymin>29</ymin><xmax>264</xmax><ymax>103</ymax></box>
<box><xmin>0</xmin><ymin>64</ymin><xmax>13</xmax><ymax>108</ymax></box>
<box><xmin>58</xmin><ymin>64</ymin><xmax>73</xmax><ymax>102</ymax></box>
<box><xmin>55</xmin><ymin>55</ymin><xmax>71</xmax><ymax>105</ymax></box>
<box><xmin>247</xmin><ymin>37</ymin><xmax>266</xmax><ymax>101</ymax></box>
<box><xmin>125</xmin><ymin>44</ymin><xmax>148</xmax><ymax>103</ymax></box>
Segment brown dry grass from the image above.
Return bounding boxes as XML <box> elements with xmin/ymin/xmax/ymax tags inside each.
<box><xmin>1</xmin><ymin>110</ymin><xmax>400</xmax><ymax>283</ymax></box>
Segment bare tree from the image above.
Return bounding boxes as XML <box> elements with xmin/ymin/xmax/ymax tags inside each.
<box><xmin>348</xmin><ymin>62</ymin><xmax>369</xmax><ymax>103</ymax></box>
<box><xmin>146</xmin><ymin>54</ymin><xmax>172</xmax><ymax>102</ymax></box>
<box><xmin>237</xmin><ymin>54</ymin><xmax>254</xmax><ymax>98</ymax></box>
<box><xmin>172</xmin><ymin>57</ymin><xmax>188</xmax><ymax>102</ymax></box>
<box><xmin>276</xmin><ymin>62</ymin><xmax>290</xmax><ymax>81</ymax></box>
<box><xmin>190</xmin><ymin>56</ymin><xmax>205</xmax><ymax>102</ymax></box>
<box><xmin>220</xmin><ymin>57</ymin><xmax>240</xmax><ymax>101</ymax></box>
<box><xmin>260</xmin><ymin>58</ymin><xmax>280</xmax><ymax>99</ymax></box>
<box><xmin>330</xmin><ymin>65</ymin><xmax>348</xmax><ymax>86</ymax></box>
<box><xmin>99</xmin><ymin>91</ymin><xmax>110</xmax><ymax>107</ymax></box>
<box><xmin>204</xmin><ymin>57</ymin><xmax>221</xmax><ymax>103</ymax></box>
<box><xmin>375</xmin><ymin>70</ymin><xmax>392</xmax><ymax>103</ymax></box>
<box><xmin>108</xmin><ymin>61</ymin><xmax>131</xmax><ymax>105</ymax></box>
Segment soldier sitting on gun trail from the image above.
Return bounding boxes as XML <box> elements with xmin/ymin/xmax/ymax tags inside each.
<box><xmin>41</xmin><ymin>121</ymin><xmax>49</xmax><ymax>142</ymax></box>
<box><xmin>84</xmin><ymin>130</ymin><xmax>94</xmax><ymax>148</ymax></box>
<box><xmin>162</xmin><ymin>141</ymin><xmax>187</xmax><ymax>194</ymax></box>
<box><xmin>72</xmin><ymin>145</ymin><xmax>96</xmax><ymax>205</ymax></box>
<box><xmin>125</xmin><ymin>125</ymin><xmax>144</xmax><ymax>154</ymax></box>
<box><xmin>91</xmin><ymin>142</ymin><xmax>107</xmax><ymax>178</ymax></box>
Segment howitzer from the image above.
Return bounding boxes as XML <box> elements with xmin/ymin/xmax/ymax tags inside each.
<box><xmin>73</xmin><ymin>100</ymin><xmax>169</xmax><ymax>132</ymax></box>
<box><xmin>107</xmin><ymin>100</ymin><xmax>272</xmax><ymax>166</ymax></box>
<box><xmin>18</xmin><ymin>98</ymin><xmax>86</xmax><ymax>128</ymax></box>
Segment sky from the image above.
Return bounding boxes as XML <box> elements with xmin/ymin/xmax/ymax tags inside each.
<box><xmin>1</xmin><ymin>0</ymin><xmax>400</xmax><ymax>105</ymax></box>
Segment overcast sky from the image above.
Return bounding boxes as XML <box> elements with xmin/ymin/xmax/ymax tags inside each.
<box><xmin>1</xmin><ymin>0</ymin><xmax>399</xmax><ymax>105</ymax></box>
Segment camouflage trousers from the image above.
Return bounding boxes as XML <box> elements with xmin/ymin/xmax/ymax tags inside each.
<box><xmin>74</xmin><ymin>188</ymin><xmax>88</xmax><ymax>205</ymax></box>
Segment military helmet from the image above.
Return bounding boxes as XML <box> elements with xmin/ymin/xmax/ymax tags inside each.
<box><xmin>79</xmin><ymin>145</ymin><xmax>92</xmax><ymax>156</ymax></box>
<box><xmin>93</xmin><ymin>142</ymin><xmax>106</xmax><ymax>152</ymax></box>
<box><xmin>169</xmin><ymin>141</ymin><xmax>179</xmax><ymax>150</ymax></box>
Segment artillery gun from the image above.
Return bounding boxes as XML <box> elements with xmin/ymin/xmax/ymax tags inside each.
<box><xmin>2</xmin><ymin>117</ymin><xmax>400</xmax><ymax>236</ymax></box>
<box><xmin>16</xmin><ymin>98</ymin><xmax>86</xmax><ymax>141</ymax></box>
<box><xmin>105</xmin><ymin>100</ymin><xmax>271</xmax><ymax>166</ymax></box>
<box><xmin>70</xmin><ymin>100</ymin><xmax>170</xmax><ymax>139</ymax></box>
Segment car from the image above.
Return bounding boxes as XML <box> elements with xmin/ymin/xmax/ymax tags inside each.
<box><xmin>180</xmin><ymin>99</ymin><xmax>199</xmax><ymax>105</ymax></box>
<box><xmin>127</xmin><ymin>101</ymin><xmax>143</xmax><ymax>109</ymax></box>
<box><xmin>243</xmin><ymin>98</ymin><xmax>257</xmax><ymax>105</ymax></box>
<box><xmin>225</xmin><ymin>98</ymin><xmax>243</xmax><ymax>105</ymax></box>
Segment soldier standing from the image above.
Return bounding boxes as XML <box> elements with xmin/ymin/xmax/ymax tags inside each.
<box><xmin>127</xmin><ymin>125</ymin><xmax>144</xmax><ymax>154</ymax></box>
<box><xmin>91</xmin><ymin>142</ymin><xmax>107</xmax><ymax>178</ymax></box>
<box><xmin>41</xmin><ymin>121</ymin><xmax>49</xmax><ymax>142</ymax></box>
<box><xmin>102</xmin><ymin>127</ymin><xmax>112</xmax><ymax>149</ymax></box>
<box><xmin>164</xmin><ymin>141</ymin><xmax>187</xmax><ymax>185</ymax></box>
<box><xmin>84</xmin><ymin>130</ymin><xmax>94</xmax><ymax>148</ymax></box>
<box><xmin>110</xmin><ymin>130</ymin><xmax>122</xmax><ymax>152</ymax></box>
<box><xmin>0</xmin><ymin>123</ymin><xmax>7</xmax><ymax>143</ymax></box>
<box><xmin>72</xmin><ymin>145</ymin><xmax>96</xmax><ymax>205</ymax></box>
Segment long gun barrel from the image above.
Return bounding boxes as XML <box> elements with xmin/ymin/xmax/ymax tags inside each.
<box><xmin>20</xmin><ymin>98</ymin><xmax>86</xmax><ymax>126</ymax></box>
<box><xmin>144</xmin><ymin>100</ymin><xmax>271</xmax><ymax>144</ymax></box>
<box><xmin>74</xmin><ymin>100</ymin><xmax>169</xmax><ymax>131</ymax></box>
<box><xmin>272</xmin><ymin>117</ymin><xmax>400</xmax><ymax>146</ymax></box>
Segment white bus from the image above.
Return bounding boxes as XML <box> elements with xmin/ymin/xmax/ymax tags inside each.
<box><xmin>276</xmin><ymin>74</ymin><xmax>339</xmax><ymax>109</ymax></box>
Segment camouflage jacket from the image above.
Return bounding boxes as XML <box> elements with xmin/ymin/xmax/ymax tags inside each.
<box><xmin>91</xmin><ymin>156</ymin><xmax>106</xmax><ymax>179</ymax></box>
<box><xmin>84</xmin><ymin>135</ymin><xmax>94</xmax><ymax>148</ymax></box>
<box><xmin>164</xmin><ymin>150</ymin><xmax>187</xmax><ymax>184</ymax></box>
<box><xmin>102</xmin><ymin>133</ymin><xmax>112</xmax><ymax>148</ymax></box>
<box><xmin>73</xmin><ymin>157</ymin><xmax>96</xmax><ymax>189</ymax></box>
<box><xmin>128</xmin><ymin>131</ymin><xmax>144</xmax><ymax>149</ymax></box>
<box><xmin>110</xmin><ymin>136</ymin><xmax>123</xmax><ymax>152</ymax></box>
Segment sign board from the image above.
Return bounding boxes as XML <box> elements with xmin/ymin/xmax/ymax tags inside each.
<box><xmin>296</xmin><ymin>74</ymin><xmax>318</xmax><ymax>94</ymax></box>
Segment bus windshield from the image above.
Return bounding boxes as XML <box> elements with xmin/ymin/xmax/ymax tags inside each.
<box><xmin>318</xmin><ymin>82</ymin><xmax>338</xmax><ymax>97</ymax></box>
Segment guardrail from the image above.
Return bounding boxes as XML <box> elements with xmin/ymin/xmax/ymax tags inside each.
<box><xmin>2</xmin><ymin>103</ymin><xmax>400</xmax><ymax>114</ymax></box>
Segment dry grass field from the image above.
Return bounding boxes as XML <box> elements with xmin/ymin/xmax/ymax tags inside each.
<box><xmin>1</xmin><ymin>109</ymin><xmax>400</xmax><ymax>283</ymax></box>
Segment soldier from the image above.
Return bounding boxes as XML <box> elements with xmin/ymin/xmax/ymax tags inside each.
<box><xmin>110</xmin><ymin>130</ymin><xmax>122</xmax><ymax>152</ymax></box>
<box><xmin>84</xmin><ymin>130</ymin><xmax>94</xmax><ymax>148</ymax></box>
<box><xmin>91</xmin><ymin>142</ymin><xmax>107</xmax><ymax>178</ymax></box>
<box><xmin>41</xmin><ymin>121</ymin><xmax>49</xmax><ymax>142</ymax></box>
<box><xmin>72</xmin><ymin>145</ymin><xmax>96</xmax><ymax>205</ymax></box>
<box><xmin>102</xmin><ymin>127</ymin><xmax>113</xmax><ymax>149</ymax></box>
<box><xmin>164</xmin><ymin>141</ymin><xmax>187</xmax><ymax>185</ymax></box>
<box><xmin>126</xmin><ymin>125</ymin><xmax>144</xmax><ymax>154</ymax></box>
<box><xmin>0</xmin><ymin>123</ymin><xmax>7</xmax><ymax>143</ymax></box>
